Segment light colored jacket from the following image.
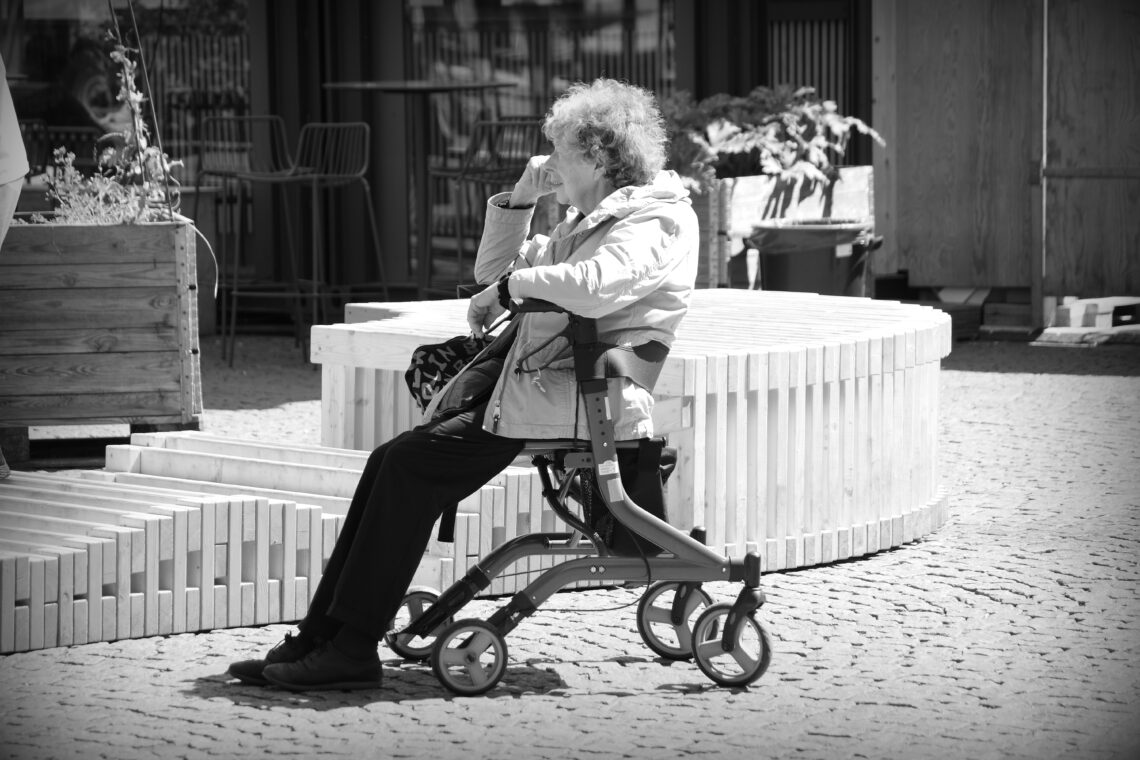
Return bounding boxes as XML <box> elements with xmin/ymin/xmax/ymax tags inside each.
<box><xmin>459</xmin><ymin>169</ymin><xmax>698</xmax><ymax>441</ymax></box>
<box><xmin>1</xmin><ymin>55</ymin><xmax>30</xmax><ymax>186</ymax></box>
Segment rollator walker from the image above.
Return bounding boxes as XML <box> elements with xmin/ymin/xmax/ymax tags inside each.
<box><xmin>387</xmin><ymin>300</ymin><xmax>772</xmax><ymax>694</ymax></box>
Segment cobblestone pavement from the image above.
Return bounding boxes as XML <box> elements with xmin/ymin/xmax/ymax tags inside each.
<box><xmin>2</xmin><ymin>337</ymin><xmax>1138</xmax><ymax>760</ymax></box>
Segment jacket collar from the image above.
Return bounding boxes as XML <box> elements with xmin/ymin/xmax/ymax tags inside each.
<box><xmin>562</xmin><ymin>170</ymin><xmax>691</xmax><ymax>238</ymax></box>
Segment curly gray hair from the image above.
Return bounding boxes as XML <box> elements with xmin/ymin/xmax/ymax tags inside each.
<box><xmin>543</xmin><ymin>79</ymin><xmax>666</xmax><ymax>189</ymax></box>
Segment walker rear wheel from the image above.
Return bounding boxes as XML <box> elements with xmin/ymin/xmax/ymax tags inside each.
<box><xmin>691</xmin><ymin>603</ymin><xmax>772</xmax><ymax>687</ymax></box>
<box><xmin>431</xmin><ymin>619</ymin><xmax>508</xmax><ymax>696</ymax></box>
<box><xmin>387</xmin><ymin>587</ymin><xmax>451</xmax><ymax>661</ymax></box>
<box><xmin>636</xmin><ymin>581</ymin><xmax>713</xmax><ymax>660</ymax></box>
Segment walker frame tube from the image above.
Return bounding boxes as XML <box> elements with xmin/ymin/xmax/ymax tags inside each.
<box><xmin>398</xmin><ymin>303</ymin><xmax>763</xmax><ymax>644</ymax></box>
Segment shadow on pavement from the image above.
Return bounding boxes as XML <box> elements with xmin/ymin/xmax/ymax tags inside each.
<box><xmin>942</xmin><ymin>340</ymin><xmax>1140</xmax><ymax>376</ymax></box>
<box><xmin>184</xmin><ymin>662</ymin><xmax>566</xmax><ymax>706</ymax></box>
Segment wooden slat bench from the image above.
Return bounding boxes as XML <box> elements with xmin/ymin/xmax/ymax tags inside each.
<box><xmin>0</xmin><ymin>425</ymin><xmax>617</xmax><ymax>652</ymax></box>
<box><xmin>0</xmin><ymin>456</ymin><xmax>336</xmax><ymax>653</ymax></box>
<box><xmin>311</xmin><ymin>289</ymin><xmax>952</xmax><ymax>571</ymax></box>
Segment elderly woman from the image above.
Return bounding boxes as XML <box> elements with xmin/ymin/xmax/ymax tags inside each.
<box><xmin>229</xmin><ymin>78</ymin><xmax>698</xmax><ymax>691</ymax></box>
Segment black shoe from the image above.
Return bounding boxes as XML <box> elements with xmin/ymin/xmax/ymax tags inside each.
<box><xmin>227</xmin><ymin>632</ymin><xmax>317</xmax><ymax>686</ymax></box>
<box><xmin>262</xmin><ymin>640</ymin><xmax>382</xmax><ymax>692</ymax></box>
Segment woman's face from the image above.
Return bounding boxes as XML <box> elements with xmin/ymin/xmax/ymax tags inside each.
<box><xmin>544</xmin><ymin>134</ymin><xmax>607</xmax><ymax>212</ymax></box>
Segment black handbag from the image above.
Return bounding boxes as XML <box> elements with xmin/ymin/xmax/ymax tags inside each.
<box><xmin>404</xmin><ymin>334</ymin><xmax>491</xmax><ymax>412</ymax></box>
<box><xmin>405</xmin><ymin>316</ymin><xmax>518</xmax><ymax>416</ymax></box>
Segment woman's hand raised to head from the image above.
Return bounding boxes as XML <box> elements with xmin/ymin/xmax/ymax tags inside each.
<box><xmin>508</xmin><ymin>155</ymin><xmax>554</xmax><ymax>209</ymax></box>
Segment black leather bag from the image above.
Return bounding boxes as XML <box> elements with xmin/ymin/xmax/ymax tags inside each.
<box><xmin>406</xmin><ymin>318</ymin><xmax>518</xmax><ymax>418</ymax></box>
<box><xmin>404</xmin><ymin>334</ymin><xmax>491</xmax><ymax>412</ymax></box>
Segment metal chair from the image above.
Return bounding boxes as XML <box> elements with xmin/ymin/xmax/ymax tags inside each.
<box><xmin>18</xmin><ymin>119</ymin><xmax>50</xmax><ymax>176</ymax></box>
<box><xmin>425</xmin><ymin>118</ymin><xmax>549</xmax><ymax>297</ymax></box>
<box><xmin>192</xmin><ymin>115</ymin><xmax>299</xmax><ymax>362</ymax></box>
<box><xmin>225</xmin><ymin>121</ymin><xmax>388</xmax><ymax>363</ymax></box>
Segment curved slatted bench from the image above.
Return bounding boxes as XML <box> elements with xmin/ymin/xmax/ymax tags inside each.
<box><xmin>312</xmin><ymin>289</ymin><xmax>952</xmax><ymax>570</ymax></box>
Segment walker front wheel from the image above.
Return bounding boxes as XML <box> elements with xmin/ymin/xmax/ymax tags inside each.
<box><xmin>431</xmin><ymin>619</ymin><xmax>508</xmax><ymax>696</ymax></box>
<box><xmin>387</xmin><ymin>587</ymin><xmax>451</xmax><ymax>661</ymax></box>
<box><xmin>691</xmin><ymin>603</ymin><xmax>772</xmax><ymax>687</ymax></box>
<box><xmin>636</xmin><ymin>581</ymin><xmax>713</xmax><ymax>660</ymax></box>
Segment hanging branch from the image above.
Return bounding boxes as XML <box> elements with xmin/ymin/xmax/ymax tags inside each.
<box><xmin>121</xmin><ymin>0</ymin><xmax>178</xmax><ymax>220</ymax></box>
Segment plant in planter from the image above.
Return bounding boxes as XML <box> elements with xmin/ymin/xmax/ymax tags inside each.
<box><xmin>662</xmin><ymin>85</ymin><xmax>885</xmax><ymax>291</ymax></box>
<box><xmin>0</xmin><ymin>25</ymin><xmax>203</xmax><ymax>436</ymax></box>
<box><xmin>662</xmin><ymin>84</ymin><xmax>884</xmax><ymax>193</ymax></box>
<box><xmin>29</xmin><ymin>36</ymin><xmax>182</xmax><ymax>225</ymax></box>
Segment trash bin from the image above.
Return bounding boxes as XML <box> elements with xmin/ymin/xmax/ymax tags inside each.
<box><xmin>733</xmin><ymin>218</ymin><xmax>881</xmax><ymax>297</ymax></box>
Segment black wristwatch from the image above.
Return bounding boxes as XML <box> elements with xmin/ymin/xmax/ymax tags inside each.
<box><xmin>497</xmin><ymin>272</ymin><xmax>512</xmax><ymax>308</ymax></box>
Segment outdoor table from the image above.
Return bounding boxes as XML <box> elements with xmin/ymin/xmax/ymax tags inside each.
<box><xmin>310</xmin><ymin>289</ymin><xmax>953</xmax><ymax>572</ymax></box>
<box><xmin>323</xmin><ymin>80</ymin><xmax>517</xmax><ymax>296</ymax></box>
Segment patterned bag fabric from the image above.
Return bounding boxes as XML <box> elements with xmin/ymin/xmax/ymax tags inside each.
<box><xmin>404</xmin><ymin>334</ymin><xmax>491</xmax><ymax>412</ymax></box>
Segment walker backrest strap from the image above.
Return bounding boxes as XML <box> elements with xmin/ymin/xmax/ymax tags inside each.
<box><xmin>563</xmin><ymin>308</ymin><xmax>670</xmax><ymax>392</ymax></box>
<box><xmin>573</xmin><ymin>338</ymin><xmax>670</xmax><ymax>392</ymax></box>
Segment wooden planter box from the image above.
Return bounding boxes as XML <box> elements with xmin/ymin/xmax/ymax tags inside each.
<box><xmin>0</xmin><ymin>220</ymin><xmax>202</xmax><ymax>430</ymax></box>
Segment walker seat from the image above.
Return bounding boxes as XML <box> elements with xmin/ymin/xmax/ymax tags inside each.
<box><xmin>386</xmin><ymin>300</ymin><xmax>772</xmax><ymax>694</ymax></box>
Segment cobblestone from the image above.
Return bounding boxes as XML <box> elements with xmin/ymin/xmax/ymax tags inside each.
<box><xmin>1</xmin><ymin>336</ymin><xmax>1138</xmax><ymax>759</ymax></box>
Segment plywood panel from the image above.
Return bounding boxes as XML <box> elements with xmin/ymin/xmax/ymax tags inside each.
<box><xmin>1046</xmin><ymin>0</ymin><xmax>1140</xmax><ymax>170</ymax></box>
<box><xmin>1044</xmin><ymin>179</ymin><xmax>1140</xmax><ymax>295</ymax></box>
<box><xmin>1043</xmin><ymin>0</ymin><xmax>1140</xmax><ymax>296</ymax></box>
<box><xmin>895</xmin><ymin>0</ymin><xmax>1037</xmax><ymax>288</ymax></box>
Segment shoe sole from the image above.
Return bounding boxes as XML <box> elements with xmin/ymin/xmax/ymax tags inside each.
<box><xmin>262</xmin><ymin>671</ymin><xmax>382</xmax><ymax>692</ymax></box>
<box><xmin>227</xmin><ymin>668</ymin><xmax>270</xmax><ymax>687</ymax></box>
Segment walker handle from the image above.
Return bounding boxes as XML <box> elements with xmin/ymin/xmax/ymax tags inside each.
<box><xmin>510</xmin><ymin>298</ymin><xmax>565</xmax><ymax>314</ymax></box>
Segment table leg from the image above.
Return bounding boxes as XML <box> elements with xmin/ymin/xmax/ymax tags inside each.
<box><xmin>411</xmin><ymin>95</ymin><xmax>431</xmax><ymax>295</ymax></box>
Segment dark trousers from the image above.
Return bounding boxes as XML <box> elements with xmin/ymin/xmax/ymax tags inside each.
<box><xmin>300</xmin><ymin>404</ymin><xmax>525</xmax><ymax>640</ymax></box>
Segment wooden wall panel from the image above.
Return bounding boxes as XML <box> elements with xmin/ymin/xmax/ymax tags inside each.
<box><xmin>1044</xmin><ymin>178</ymin><xmax>1140</xmax><ymax>296</ymax></box>
<box><xmin>1043</xmin><ymin>0</ymin><xmax>1140</xmax><ymax>296</ymax></box>
<box><xmin>1046</xmin><ymin>0</ymin><xmax>1140</xmax><ymax>170</ymax></box>
<box><xmin>871</xmin><ymin>0</ymin><xmax>899</xmax><ymax>276</ymax></box>
<box><xmin>893</xmin><ymin>0</ymin><xmax>1037</xmax><ymax>289</ymax></box>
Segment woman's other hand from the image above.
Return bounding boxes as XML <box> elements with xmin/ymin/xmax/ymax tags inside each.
<box><xmin>508</xmin><ymin>155</ymin><xmax>554</xmax><ymax>208</ymax></box>
<box><xmin>467</xmin><ymin>282</ymin><xmax>507</xmax><ymax>339</ymax></box>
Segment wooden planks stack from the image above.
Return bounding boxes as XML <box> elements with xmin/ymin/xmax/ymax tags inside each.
<box><xmin>312</xmin><ymin>289</ymin><xmax>952</xmax><ymax>573</ymax></box>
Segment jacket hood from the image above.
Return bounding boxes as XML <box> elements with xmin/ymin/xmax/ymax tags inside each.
<box><xmin>577</xmin><ymin>169</ymin><xmax>692</xmax><ymax>228</ymax></box>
